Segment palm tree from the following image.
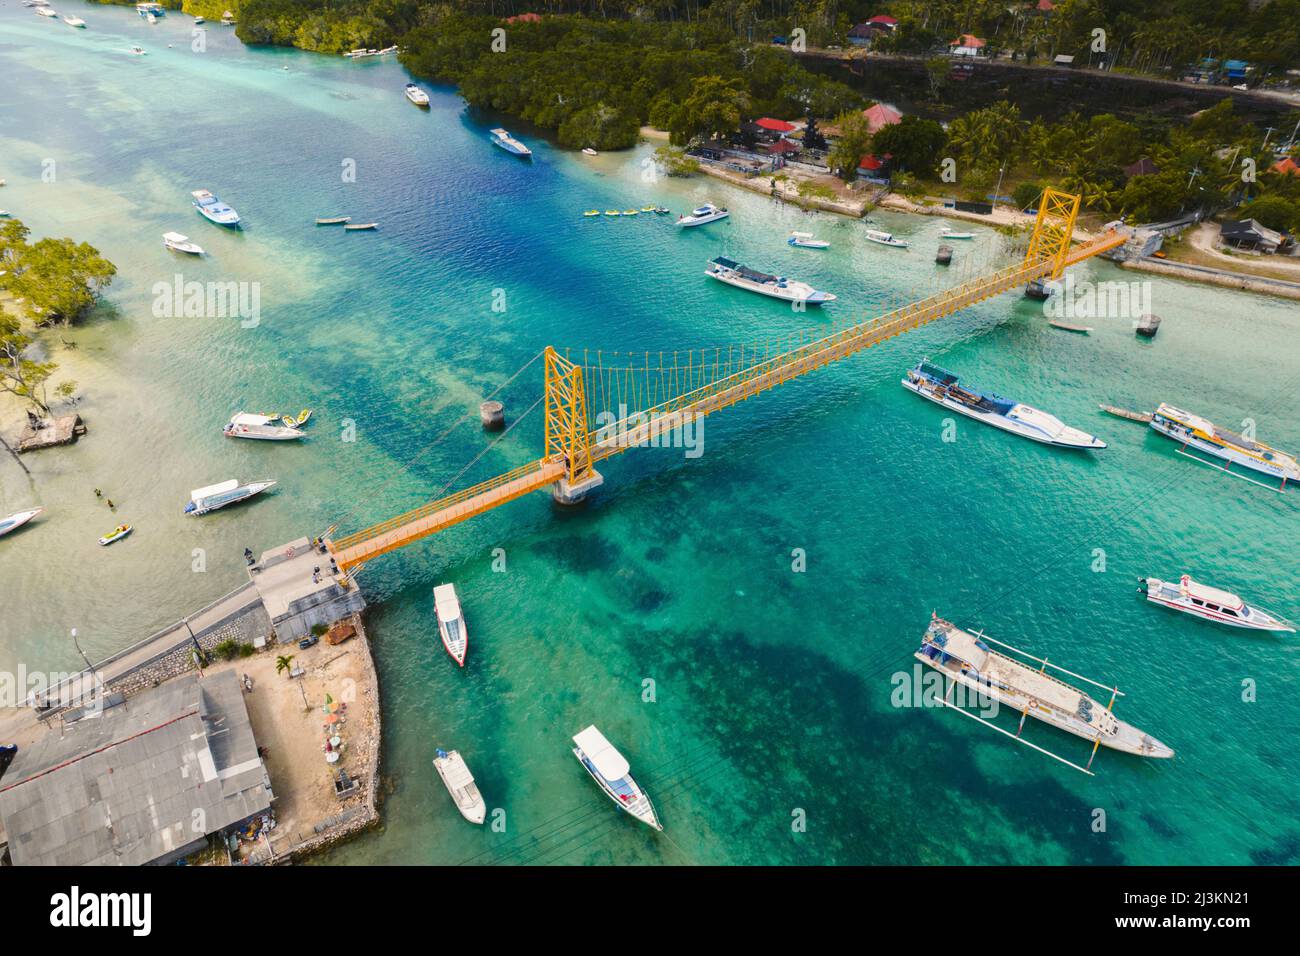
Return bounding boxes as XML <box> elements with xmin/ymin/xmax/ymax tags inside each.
<box><xmin>276</xmin><ymin>654</ymin><xmax>295</xmax><ymax>677</ymax></box>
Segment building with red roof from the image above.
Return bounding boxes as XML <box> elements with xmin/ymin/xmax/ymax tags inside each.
<box><xmin>504</xmin><ymin>12</ymin><xmax>541</xmax><ymax>23</ymax></box>
<box><xmin>1271</xmin><ymin>156</ymin><xmax>1300</xmax><ymax>176</ymax></box>
<box><xmin>862</xmin><ymin>103</ymin><xmax>902</xmax><ymax>134</ymax></box>
<box><xmin>950</xmin><ymin>34</ymin><xmax>986</xmax><ymax>57</ymax></box>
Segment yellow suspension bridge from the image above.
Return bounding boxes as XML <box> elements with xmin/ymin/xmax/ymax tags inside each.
<box><xmin>326</xmin><ymin>190</ymin><xmax>1127</xmax><ymax>573</ymax></box>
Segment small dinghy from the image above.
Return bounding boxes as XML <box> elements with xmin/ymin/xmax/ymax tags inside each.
<box><xmin>1140</xmin><ymin>575</ymin><xmax>1295</xmax><ymax>633</ymax></box>
<box><xmin>940</xmin><ymin>227</ymin><xmax>975</xmax><ymax>240</ymax></box>
<box><xmin>572</xmin><ymin>725</ymin><xmax>662</xmax><ymax>830</ymax></box>
<box><xmin>1049</xmin><ymin>319</ymin><xmax>1092</xmax><ymax>333</ymax></box>
<box><xmin>344</xmin><ymin>222</ymin><xmax>378</xmax><ymax>231</ymax></box>
<box><xmin>788</xmin><ymin>231</ymin><xmax>830</xmax><ymax>249</ymax></box>
<box><xmin>98</xmin><ymin>524</ymin><xmax>133</xmax><ymax>546</ymax></box>
<box><xmin>162</xmin><ymin>231</ymin><xmax>204</xmax><ymax>255</ymax></box>
<box><xmin>0</xmin><ymin>508</ymin><xmax>44</xmax><ymax>538</ymax></box>
<box><xmin>865</xmin><ymin>228</ymin><xmax>908</xmax><ymax>248</ymax></box>
<box><xmin>433</xmin><ymin>748</ymin><xmax>487</xmax><ymax>824</ymax></box>
<box><xmin>315</xmin><ymin>216</ymin><xmax>350</xmax><ymax>225</ymax></box>
<box><xmin>433</xmin><ymin>583</ymin><xmax>468</xmax><ymax>666</ymax></box>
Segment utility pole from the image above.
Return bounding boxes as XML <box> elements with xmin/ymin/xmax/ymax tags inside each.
<box><xmin>70</xmin><ymin>627</ymin><xmax>104</xmax><ymax>713</ymax></box>
<box><xmin>993</xmin><ymin>162</ymin><xmax>1007</xmax><ymax>204</ymax></box>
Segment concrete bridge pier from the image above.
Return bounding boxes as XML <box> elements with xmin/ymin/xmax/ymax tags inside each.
<box><xmin>552</xmin><ymin>470</ymin><xmax>604</xmax><ymax>505</ymax></box>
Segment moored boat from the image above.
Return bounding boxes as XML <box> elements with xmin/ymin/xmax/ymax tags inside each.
<box><xmin>184</xmin><ymin>478</ymin><xmax>277</xmax><ymax>516</ymax></box>
<box><xmin>705</xmin><ymin>256</ymin><xmax>836</xmax><ymax>305</ymax></box>
<box><xmin>864</xmin><ymin>228</ymin><xmax>908</xmax><ymax>248</ymax></box>
<box><xmin>315</xmin><ymin>216</ymin><xmax>350</xmax><ymax>225</ymax></box>
<box><xmin>129</xmin><ymin>46</ymin><xmax>147</xmax><ymax>56</ymax></box>
<box><xmin>1149</xmin><ymin>403</ymin><xmax>1299</xmax><ymax>487</ymax></box>
<box><xmin>223</xmin><ymin>412</ymin><xmax>304</xmax><ymax>441</ymax></box>
<box><xmin>63</xmin><ymin>15</ymin><xmax>85</xmax><ymax>26</ymax></box>
<box><xmin>433</xmin><ymin>583</ymin><xmax>468</xmax><ymax>666</ymax></box>
<box><xmin>404</xmin><ymin>83</ymin><xmax>430</xmax><ymax>107</ymax></box>
<box><xmin>582</xmin><ymin>209</ymin><xmax>600</xmax><ymax>217</ymax></box>
<box><xmin>489</xmin><ymin>128</ymin><xmax>532</xmax><ymax>158</ymax></box>
<box><xmin>343</xmin><ymin>222</ymin><xmax>378</xmax><ymax>231</ymax></box>
<box><xmin>0</xmin><ymin>508</ymin><xmax>44</xmax><ymax>539</ymax></box>
<box><xmin>940</xmin><ymin>227</ymin><xmax>975</xmax><ymax>239</ymax></box>
<box><xmin>281</xmin><ymin>408</ymin><xmax>312</xmax><ymax>428</ymax></box>
<box><xmin>191</xmin><ymin>189</ymin><xmax>240</xmax><ymax>227</ymax></box>
<box><xmin>98</xmin><ymin>524</ymin><xmax>133</xmax><ymax>546</ymax></box>
<box><xmin>1139</xmin><ymin>574</ymin><xmax>1294</xmax><ymax>633</ymax></box>
<box><xmin>1098</xmin><ymin>403</ymin><xmax>1152</xmax><ymax>423</ymax></box>
<box><xmin>35</xmin><ymin>7</ymin><xmax>58</xmax><ymax>17</ymax></box>
<box><xmin>135</xmin><ymin>2</ymin><xmax>164</xmax><ymax>16</ymax></box>
<box><xmin>902</xmin><ymin>361</ymin><xmax>1106</xmax><ymax>449</ymax></box>
<box><xmin>676</xmin><ymin>202</ymin><xmax>728</xmax><ymax>228</ymax></box>
<box><xmin>916</xmin><ymin>614</ymin><xmax>1174</xmax><ymax>770</ymax></box>
<box><xmin>788</xmin><ymin>231</ymin><xmax>830</xmax><ymax>249</ymax></box>
<box><xmin>162</xmin><ymin>231</ymin><xmax>203</xmax><ymax>255</ymax></box>
<box><xmin>604</xmin><ymin>209</ymin><xmax>620</xmax><ymax>217</ymax></box>
<box><xmin>194</xmin><ymin>16</ymin><xmax>204</xmax><ymax>24</ymax></box>
<box><xmin>582</xmin><ymin>147</ymin><xmax>598</xmax><ymax>156</ymax></box>
<box><xmin>572</xmin><ymin>725</ymin><xmax>662</xmax><ymax>830</ymax></box>
<box><xmin>1049</xmin><ymin>319</ymin><xmax>1092</xmax><ymax>333</ymax></box>
<box><xmin>432</xmin><ymin>748</ymin><xmax>487</xmax><ymax>824</ymax></box>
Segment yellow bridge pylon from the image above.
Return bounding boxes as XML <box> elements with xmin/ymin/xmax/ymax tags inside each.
<box><xmin>326</xmin><ymin>195</ymin><xmax>1125</xmax><ymax>571</ymax></box>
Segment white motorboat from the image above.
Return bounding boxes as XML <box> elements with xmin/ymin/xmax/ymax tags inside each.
<box><xmin>162</xmin><ymin>231</ymin><xmax>204</xmax><ymax>255</ymax></box>
<box><xmin>865</xmin><ymin>228</ymin><xmax>908</xmax><ymax>248</ymax></box>
<box><xmin>489</xmin><ymin>128</ymin><xmax>532</xmax><ymax>157</ymax></box>
<box><xmin>902</xmin><ymin>361</ymin><xmax>1106</xmax><ymax>450</ymax></box>
<box><xmin>916</xmin><ymin>615</ymin><xmax>1174</xmax><ymax>771</ymax></box>
<box><xmin>1140</xmin><ymin>575</ymin><xmax>1294</xmax><ymax>633</ymax></box>
<box><xmin>787</xmin><ymin>231</ymin><xmax>829</xmax><ymax>249</ymax></box>
<box><xmin>433</xmin><ymin>748</ymin><xmax>487</xmax><ymax>824</ymax></box>
<box><xmin>404</xmin><ymin>84</ymin><xmax>430</xmax><ymax>107</ymax></box>
<box><xmin>35</xmin><ymin>7</ymin><xmax>58</xmax><ymax>17</ymax></box>
<box><xmin>1150</xmin><ymin>403</ymin><xmax>1299</xmax><ymax>488</ymax></box>
<box><xmin>184</xmin><ymin>478</ymin><xmax>277</xmax><ymax>516</ymax></box>
<box><xmin>223</xmin><ymin>412</ymin><xmax>304</xmax><ymax>441</ymax></box>
<box><xmin>0</xmin><ymin>508</ymin><xmax>44</xmax><ymax>538</ymax></box>
<box><xmin>677</xmin><ymin>202</ymin><xmax>728</xmax><ymax>227</ymax></box>
<box><xmin>433</xmin><ymin>583</ymin><xmax>468</xmax><ymax>666</ymax></box>
<box><xmin>581</xmin><ymin>147</ymin><xmax>598</xmax><ymax>156</ymax></box>
<box><xmin>63</xmin><ymin>15</ymin><xmax>85</xmax><ymax>26</ymax></box>
<box><xmin>705</xmin><ymin>256</ymin><xmax>836</xmax><ymax>304</ymax></box>
<box><xmin>572</xmin><ymin>725</ymin><xmax>662</xmax><ymax>830</ymax></box>
<box><xmin>129</xmin><ymin>46</ymin><xmax>147</xmax><ymax>56</ymax></box>
<box><xmin>940</xmin><ymin>227</ymin><xmax>975</xmax><ymax>240</ymax></box>
<box><xmin>191</xmin><ymin>189</ymin><xmax>240</xmax><ymax>227</ymax></box>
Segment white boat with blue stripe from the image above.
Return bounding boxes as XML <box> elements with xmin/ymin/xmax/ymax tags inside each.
<box><xmin>903</xmin><ymin>361</ymin><xmax>1106</xmax><ymax>450</ymax></box>
<box><xmin>572</xmin><ymin>725</ymin><xmax>662</xmax><ymax>831</ymax></box>
<box><xmin>192</xmin><ymin>189</ymin><xmax>240</xmax><ymax>227</ymax></box>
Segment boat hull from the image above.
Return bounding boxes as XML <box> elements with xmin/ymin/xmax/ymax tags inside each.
<box><xmin>0</xmin><ymin>508</ymin><xmax>43</xmax><ymax>538</ymax></box>
<box><xmin>902</xmin><ymin>377</ymin><xmax>1106</xmax><ymax>449</ymax></box>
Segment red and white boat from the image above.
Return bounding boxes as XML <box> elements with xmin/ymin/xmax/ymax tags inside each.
<box><xmin>0</xmin><ymin>507</ymin><xmax>44</xmax><ymax>538</ymax></box>
<box><xmin>1140</xmin><ymin>574</ymin><xmax>1295</xmax><ymax>633</ymax></box>
<box><xmin>433</xmin><ymin>583</ymin><xmax>468</xmax><ymax>666</ymax></box>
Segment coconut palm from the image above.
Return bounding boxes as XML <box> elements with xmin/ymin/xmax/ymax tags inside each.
<box><xmin>276</xmin><ymin>654</ymin><xmax>295</xmax><ymax>677</ymax></box>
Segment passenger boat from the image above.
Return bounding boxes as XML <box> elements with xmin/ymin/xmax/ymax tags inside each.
<box><xmin>223</xmin><ymin>412</ymin><xmax>304</xmax><ymax>441</ymax></box>
<box><xmin>315</xmin><ymin>216</ymin><xmax>350</xmax><ymax>225</ymax></box>
<box><xmin>280</xmin><ymin>408</ymin><xmax>312</xmax><ymax>428</ymax></box>
<box><xmin>433</xmin><ymin>583</ymin><xmax>468</xmax><ymax>666</ymax></box>
<box><xmin>0</xmin><ymin>508</ymin><xmax>43</xmax><ymax>539</ymax></box>
<box><xmin>36</xmin><ymin>7</ymin><xmax>58</xmax><ymax>17</ymax></box>
<box><xmin>343</xmin><ymin>48</ymin><xmax>370</xmax><ymax>58</ymax></box>
<box><xmin>135</xmin><ymin>2</ymin><xmax>164</xmax><ymax>16</ymax></box>
<box><xmin>864</xmin><ymin>228</ymin><xmax>908</xmax><ymax>248</ymax></box>
<box><xmin>404</xmin><ymin>84</ymin><xmax>430</xmax><ymax>107</ymax></box>
<box><xmin>63</xmin><ymin>15</ymin><xmax>85</xmax><ymax>26</ymax></box>
<box><xmin>788</xmin><ymin>231</ymin><xmax>830</xmax><ymax>249</ymax></box>
<box><xmin>344</xmin><ymin>222</ymin><xmax>377</xmax><ymax>231</ymax></box>
<box><xmin>162</xmin><ymin>231</ymin><xmax>204</xmax><ymax>255</ymax></box>
<box><xmin>1139</xmin><ymin>575</ymin><xmax>1294</xmax><ymax>633</ymax></box>
<box><xmin>940</xmin><ymin>227</ymin><xmax>975</xmax><ymax>240</ymax></box>
<box><xmin>582</xmin><ymin>148</ymin><xmax>598</xmax><ymax>156</ymax></box>
<box><xmin>489</xmin><ymin>128</ymin><xmax>532</xmax><ymax>158</ymax></box>
<box><xmin>376</xmin><ymin>46</ymin><xmax>399</xmax><ymax>55</ymax></box>
<box><xmin>705</xmin><ymin>257</ymin><xmax>836</xmax><ymax>305</ymax></box>
<box><xmin>98</xmin><ymin>524</ymin><xmax>133</xmax><ymax>546</ymax></box>
<box><xmin>902</xmin><ymin>361</ymin><xmax>1106</xmax><ymax>449</ymax></box>
<box><xmin>1150</xmin><ymin>403</ymin><xmax>1299</xmax><ymax>487</ymax></box>
<box><xmin>184</xmin><ymin>478</ymin><xmax>277</xmax><ymax>516</ymax></box>
<box><xmin>572</xmin><ymin>725</ymin><xmax>662</xmax><ymax>830</ymax></box>
<box><xmin>676</xmin><ymin>202</ymin><xmax>728</xmax><ymax>227</ymax></box>
<box><xmin>916</xmin><ymin>614</ymin><xmax>1174</xmax><ymax>773</ymax></box>
<box><xmin>432</xmin><ymin>749</ymin><xmax>487</xmax><ymax>824</ymax></box>
<box><xmin>191</xmin><ymin>189</ymin><xmax>240</xmax><ymax>227</ymax></box>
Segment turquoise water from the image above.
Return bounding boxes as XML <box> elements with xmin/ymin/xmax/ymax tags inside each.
<box><xmin>2</xmin><ymin>7</ymin><xmax>1299</xmax><ymax>865</ymax></box>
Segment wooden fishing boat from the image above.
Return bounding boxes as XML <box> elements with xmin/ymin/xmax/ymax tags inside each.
<box><xmin>343</xmin><ymin>222</ymin><xmax>378</xmax><ymax>231</ymax></box>
<box><xmin>1098</xmin><ymin>404</ymin><xmax>1152</xmax><ymax>423</ymax></box>
<box><xmin>315</xmin><ymin>216</ymin><xmax>350</xmax><ymax>225</ymax></box>
<box><xmin>1049</xmin><ymin>319</ymin><xmax>1092</xmax><ymax>333</ymax></box>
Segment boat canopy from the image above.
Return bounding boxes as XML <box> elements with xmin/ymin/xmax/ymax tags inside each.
<box><xmin>192</xmin><ymin>479</ymin><xmax>239</xmax><ymax>501</ymax></box>
<box><xmin>1155</xmin><ymin>403</ymin><xmax>1215</xmax><ymax>436</ymax></box>
<box><xmin>229</xmin><ymin>412</ymin><xmax>273</xmax><ymax>427</ymax></box>
<box><xmin>711</xmin><ymin>257</ymin><xmax>778</xmax><ymax>283</ymax></box>
<box><xmin>433</xmin><ymin>583</ymin><xmax>462</xmax><ymax>621</ymax></box>
<box><xmin>439</xmin><ymin>753</ymin><xmax>475</xmax><ymax>789</ymax></box>
<box><xmin>573</xmin><ymin>725</ymin><xmax>630</xmax><ymax>781</ymax></box>
<box><xmin>915</xmin><ymin>361</ymin><xmax>959</xmax><ymax>386</ymax></box>
<box><xmin>1182</xmin><ymin>577</ymin><xmax>1244</xmax><ymax>610</ymax></box>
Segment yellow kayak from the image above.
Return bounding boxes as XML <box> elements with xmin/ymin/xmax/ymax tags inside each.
<box><xmin>623</xmin><ymin>209</ymin><xmax>639</xmax><ymax>216</ymax></box>
<box><xmin>583</xmin><ymin>209</ymin><xmax>600</xmax><ymax>217</ymax></box>
<box><xmin>604</xmin><ymin>210</ymin><xmax>620</xmax><ymax>217</ymax></box>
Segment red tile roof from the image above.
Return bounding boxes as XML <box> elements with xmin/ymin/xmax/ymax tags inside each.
<box><xmin>867</xmin><ymin>14</ymin><xmax>899</xmax><ymax>24</ymax></box>
<box><xmin>862</xmin><ymin>103</ymin><xmax>902</xmax><ymax>133</ymax></box>
<box><xmin>766</xmin><ymin>139</ymin><xmax>801</xmax><ymax>154</ymax></box>
<box><xmin>755</xmin><ymin>117</ymin><xmax>796</xmax><ymax>132</ymax></box>
<box><xmin>950</xmin><ymin>34</ymin><xmax>986</xmax><ymax>48</ymax></box>
<box><xmin>1272</xmin><ymin>156</ymin><xmax>1300</xmax><ymax>176</ymax></box>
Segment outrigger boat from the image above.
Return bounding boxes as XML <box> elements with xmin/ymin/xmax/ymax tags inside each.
<box><xmin>433</xmin><ymin>748</ymin><xmax>487</xmax><ymax>824</ymax></box>
<box><xmin>902</xmin><ymin>361</ymin><xmax>1106</xmax><ymax>450</ymax></box>
<box><xmin>315</xmin><ymin>216</ymin><xmax>351</xmax><ymax>225</ymax></box>
<box><xmin>162</xmin><ymin>231</ymin><xmax>204</xmax><ymax>255</ymax></box>
<box><xmin>1149</xmin><ymin>403</ymin><xmax>1299</xmax><ymax>490</ymax></box>
<box><xmin>98</xmin><ymin>524</ymin><xmax>133</xmax><ymax>546</ymax></box>
<box><xmin>191</xmin><ymin>189</ymin><xmax>240</xmax><ymax>227</ymax></box>
<box><xmin>916</xmin><ymin>614</ymin><xmax>1174</xmax><ymax>774</ymax></box>
<box><xmin>864</xmin><ymin>228</ymin><xmax>908</xmax><ymax>248</ymax></box>
<box><xmin>705</xmin><ymin>256</ymin><xmax>836</xmax><ymax>305</ymax></box>
<box><xmin>788</xmin><ymin>231</ymin><xmax>830</xmax><ymax>249</ymax></box>
<box><xmin>0</xmin><ymin>508</ymin><xmax>44</xmax><ymax>539</ymax></box>
<box><xmin>1139</xmin><ymin>575</ymin><xmax>1295</xmax><ymax>633</ymax></box>
<box><xmin>184</xmin><ymin>478</ymin><xmax>277</xmax><ymax>516</ymax></box>
<box><xmin>572</xmin><ymin>725</ymin><xmax>662</xmax><ymax>830</ymax></box>
<box><xmin>677</xmin><ymin>202</ymin><xmax>728</xmax><ymax>228</ymax></box>
<box><xmin>223</xmin><ymin>412</ymin><xmax>304</xmax><ymax>441</ymax></box>
<box><xmin>489</xmin><ymin>128</ymin><xmax>532</xmax><ymax>158</ymax></box>
<box><xmin>433</xmin><ymin>583</ymin><xmax>468</xmax><ymax>666</ymax></box>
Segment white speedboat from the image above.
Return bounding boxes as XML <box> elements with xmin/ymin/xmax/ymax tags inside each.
<box><xmin>0</xmin><ymin>508</ymin><xmax>44</xmax><ymax>538</ymax></box>
<box><xmin>223</xmin><ymin>412</ymin><xmax>304</xmax><ymax>441</ymax></box>
<box><xmin>162</xmin><ymin>231</ymin><xmax>204</xmax><ymax>255</ymax></box>
<box><xmin>940</xmin><ymin>227</ymin><xmax>975</xmax><ymax>239</ymax></box>
<box><xmin>787</xmin><ymin>231</ymin><xmax>829</xmax><ymax>249</ymax></box>
<box><xmin>902</xmin><ymin>361</ymin><xmax>1106</xmax><ymax>449</ymax></box>
<box><xmin>572</xmin><ymin>725</ymin><xmax>662</xmax><ymax>830</ymax></box>
<box><xmin>135</xmin><ymin>2</ymin><xmax>164</xmax><ymax>16</ymax></box>
<box><xmin>1150</xmin><ymin>403</ymin><xmax>1300</xmax><ymax>487</ymax></box>
<box><xmin>705</xmin><ymin>256</ymin><xmax>836</xmax><ymax>305</ymax></box>
<box><xmin>404</xmin><ymin>84</ymin><xmax>430</xmax><ymax>107</ymax></box>
<box><xmin>191</xmin><ymin>189</ymin><xmax>240</xmax><ymax>227</ymax></box>
<box><xmin>184</xmin><ymin>478</ymin><xmax>277</xmax><ymax>516</ymax></box>
<box><xmin>865</xmin><ymin>228</ymin><xmax>908</xmax><ymax>248</ymax></box>
<box><xmin>916</xmin><ymin>615</ymin><xmax>1174</xmax><ymax>765</ymax></box>
<box><xmin>63</xmin><ymin>15</ymin><xmax>85</xmax><ymax>26</ymax></box>
<box><xmin>129</xmin><ymin>46</ymin><xmax>147</xmax><ymax>56</ymax></box>
<box><xmin>1140</xmin><ymin>575</ymin><xmax>1294</xmax><ymax>633</ymax></box>
<box><xmin>433</xmin><ymin>583</ymin><xmax>468</xmax><ymax>666</ymax></box>
<box><xmin>489</xmin><ymin>128</ymin><xmax>532</xmax><ymax>158</ymax></box>
<box><xmin>35</xmin><ymin>7</ymin><xmax>58</xmax><ymax>17</ymax></box>
<box><xmin>581</xmin><ymin>147</ymin><xmax>598</xmax><ymax>156</ymax></box>
<box><xmin>433</xmin><ymin>748</ymin><xmax>487</xmax><ymax>824</ymax></box>
<box><xmin>677</xmin><ymin>202</ymin><xmax>728</xmax><ymax>227</ymax></box>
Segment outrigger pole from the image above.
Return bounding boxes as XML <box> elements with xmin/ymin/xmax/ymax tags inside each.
<box><xmin>972</xmin><ymin>630</ymin><xmax>1126</xmax><ymax>698</ymax></box>
<box><xmin>1174</xmin><ymin>443</ymin><xmax>1287</xmax><ymax>492</ymax></box>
